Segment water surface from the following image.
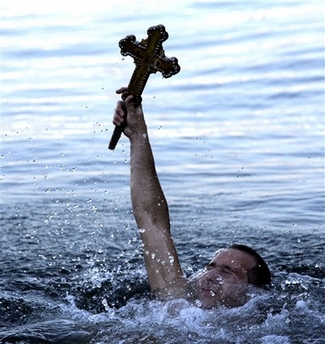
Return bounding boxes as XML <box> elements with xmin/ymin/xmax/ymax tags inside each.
<box><xmin>1</xmin><ymin>1</ymin><xmax>324</xmax><ymax>343</ymax></box>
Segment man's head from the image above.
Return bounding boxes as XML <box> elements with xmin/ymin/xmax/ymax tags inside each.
<box><xmin>195</xmin><ymin>244</ymin><xmax>271</xmax><ymax>308</ymax></box>
<box><xmin>228</xmin><ymin>244</ymin><xmax>271</xmax><ymax>287</ymax></box>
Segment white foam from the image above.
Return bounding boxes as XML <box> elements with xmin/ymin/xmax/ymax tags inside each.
<box><xmin>261</xmin><ymin>335</ymin><xmax>290</xmax><ymax>344</ymax></box>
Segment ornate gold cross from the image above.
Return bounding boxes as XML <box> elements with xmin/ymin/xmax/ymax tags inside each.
<box><xmin>108</xmin><ymin>25</ymin><xmax>181</xmax><ymax>150</ymax></box>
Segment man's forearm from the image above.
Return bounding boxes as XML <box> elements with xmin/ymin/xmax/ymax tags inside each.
<box><xmin>130</xmin><ymin>131</ymin><xmax>170</xmax><ymax>230</ymax></box>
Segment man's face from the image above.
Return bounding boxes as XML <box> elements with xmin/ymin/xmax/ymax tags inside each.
<box><xmin>195</xmin><ymin>248</ymin><xmax>257</xmax><ymax>308</ymax></box>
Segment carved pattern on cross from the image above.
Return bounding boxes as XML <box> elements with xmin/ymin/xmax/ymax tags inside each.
<box><xmin>119</xmin><ymin>25</ymin><xmax>180</xmax><ymax>107</ymax></box>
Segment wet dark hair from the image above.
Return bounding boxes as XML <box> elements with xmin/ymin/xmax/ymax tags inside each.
<box><xmin>228</xmin><ymin>244</ymin><xmax>271</xmax><ymax>288</ymax></box>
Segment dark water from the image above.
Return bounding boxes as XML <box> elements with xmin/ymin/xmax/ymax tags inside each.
<box><xmin>1</xmin><ymin>1</ymin><xmax>324</xmax><ymax>343</ymax></box>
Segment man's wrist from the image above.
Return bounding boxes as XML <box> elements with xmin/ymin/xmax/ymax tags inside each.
<box><xmin>129</xmin><ymin>129</ymin><xmax>149</xmax><ymax>144</ymax></box>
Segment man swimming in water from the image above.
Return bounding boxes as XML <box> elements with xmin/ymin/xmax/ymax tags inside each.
<box><xmin>112</xmin><ymin>87</ymin><xmax>271</xmax><ymax>308</ymax></box>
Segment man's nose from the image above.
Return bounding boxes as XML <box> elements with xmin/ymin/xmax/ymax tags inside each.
<box><xmin>206</xmin><ymin>270</ymin><xmax>223</xmax><ymax>283</ymax></box>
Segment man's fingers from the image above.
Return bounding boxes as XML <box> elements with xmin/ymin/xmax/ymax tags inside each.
<box><xmin>116</xmin><ymin>100</ymin><xmax>126</xmax><ymax>113</ymax></box>
<box><xmin>113</xmin><ymin>100</ymin><xmax>127</xmax><ymax>125</ymax></box>
<box><xmin>116</xmin><ymin>87</ymin><xmax>128</xmax><ymax>94</ymax></box>
<box><xmin>112</xmin><ymin>113</ymin><xmax>123</xmax><ymax>126</ymax></box>
<box><xmin>124</xmin><ymin>94</ymin><xmax>134</xmax><ymax>108</ymax></box>
<box><xmin>113</xmin><ymin>90</ymin><xmax>140</xmax><ymax>127</ymax></box>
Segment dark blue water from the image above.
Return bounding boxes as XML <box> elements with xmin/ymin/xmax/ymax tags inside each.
<box><xmin>1</xmin><ymin>1</ymin><xmax>324</xmax><ymax>343</ymax></box>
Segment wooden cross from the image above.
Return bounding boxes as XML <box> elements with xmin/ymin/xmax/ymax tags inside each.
<box><xmin>108</xmin><ymin>24</ymin><xmax>181</xmax><ymax>150</ymax></box>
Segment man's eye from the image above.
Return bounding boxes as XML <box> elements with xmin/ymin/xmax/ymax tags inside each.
<box><xmin>221</xmin><ymin>267</ymin><xmax>232</xmax><ymax>274</ymax></box>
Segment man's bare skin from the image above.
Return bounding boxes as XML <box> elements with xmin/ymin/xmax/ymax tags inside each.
<box><xmin>112</xmin><ymin>87</ymin><xmax>271</xmax><ymax>308</ymax></box>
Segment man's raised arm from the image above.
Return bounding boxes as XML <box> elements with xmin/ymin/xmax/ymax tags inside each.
<box><xmin>112</xmin><ymin>88</ymin><xmax>187</xmax><ymax>297</ymax></box>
